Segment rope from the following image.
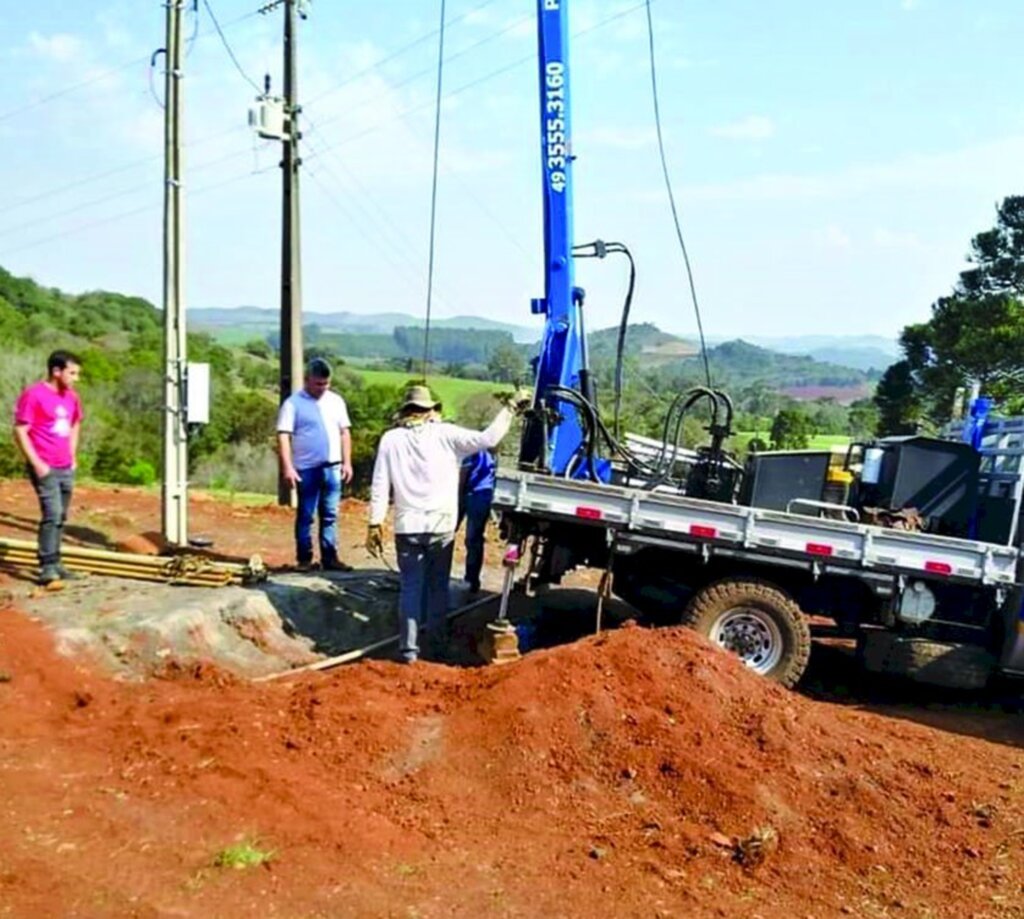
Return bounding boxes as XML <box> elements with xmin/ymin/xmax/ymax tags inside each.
<box><xmin>421</xmin><ymin>0</ymin><xmax>447</xmax><ymax>380</ymax></box>
<box><xmin>644</xmin><ymin>0</ymin><xmax>712</xmax><ymax>389</ymax></box>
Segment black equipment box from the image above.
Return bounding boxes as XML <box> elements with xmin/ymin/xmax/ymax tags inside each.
<box><xmin>858</xmin><ymin>436</ymin><xmax>979</xmax><ymax>537</ymax></box>
<box><xmin>740</xmin><ymin>451</ymin><xmax>831</xmax><ymax>513</ymax></box>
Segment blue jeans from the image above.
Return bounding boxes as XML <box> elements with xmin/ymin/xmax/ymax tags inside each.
<box><xmin>295</xmin><ymin>464</ymin><xmax>342</xmax><ymax>564</ymax></box>
<box><xmin>28</xmin><ymin>466</ymin><xmax>75</xmax><ymax>567</ymax></box>
<box><xmin>459</xmin><ymin>488</ymin><xmax>493</xmax><ymax>590</ymax></box>
<box><xmin>395</xmin><ymin>532</ymin><xmax>454</xmax><ymax>662</ymax></box>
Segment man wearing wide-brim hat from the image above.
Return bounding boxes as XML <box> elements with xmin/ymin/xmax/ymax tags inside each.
<box><xmin>368</xmin><ymin>381</ymin><xmax>531</xmax><ymax>663</ymax></box>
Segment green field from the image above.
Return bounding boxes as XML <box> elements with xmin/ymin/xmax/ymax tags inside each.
<box><xmin>202</xmin><ymin>326</ymin><xmax>273</xmax><ymax>347</ymax></box>
<box><xmin>347</xmin><ymin>368</ymin><xmax>509</xmax><ymax>411</ymax></box>
<box><xmin>734</xmin><ymin>431</ymin><xmax>852</xmax><ymax>451</ymax></box>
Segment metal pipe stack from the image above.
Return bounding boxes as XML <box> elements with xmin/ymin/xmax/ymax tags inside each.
<box><xmin>0</xmin><ymin>536</ymin><xmax>266</xmax><ymax>587</ymax></box>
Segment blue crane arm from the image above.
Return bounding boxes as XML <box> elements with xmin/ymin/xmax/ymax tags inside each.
<box><xmin>521</xmin><ymin>0</ymin><xmax>589</xmax><ymax>476</ymax></box>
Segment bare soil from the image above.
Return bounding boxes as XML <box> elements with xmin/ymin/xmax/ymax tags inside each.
<box><xmin>1</xmin><ymin>479</ymin><xmax>1023</xmax><ymax>918</ymax></box>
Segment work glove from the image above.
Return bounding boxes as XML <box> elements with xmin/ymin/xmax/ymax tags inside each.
<box><xmin>507</xmin><ymin>386</ymin><xmax>534</xmax><ymax>416</ymax></box>
<box><xmin>366</xmin><ymin>524</ymin><xmax>385</xmax><ymax>559</ymax></box>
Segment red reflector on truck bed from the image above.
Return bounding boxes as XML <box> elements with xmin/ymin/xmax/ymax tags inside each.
<box><xmin>689</xmin><ymin>525</ymin><xmax>718</xmax><ymax>539</ymax></box>
<box><xmin>805</xmin><ymin>542</ymin><xmax>834</xmax><ymax>557</ymax></box>
<box><xmin>574</xmin><ymin>506</ymin><xmax>603</xmax><ymax>520</ymax></box>
<box><xmin>924</xmin><ymin>561</ymin><xmax>952</xmax><ymax>576</ymax></box>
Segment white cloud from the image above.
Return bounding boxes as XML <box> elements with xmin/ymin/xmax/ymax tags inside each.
<box><xmin>580</xmin><ymin>126</ymin><xmax>657</xmax><ymax>150</ymax></box>
<box><xmin>676</xmin><ymin>135</ymin><xmax>1024</xmax><ymax>203</ymax></box>
<box><xmin>28</xmin><ymin>31</ymin><xmax>85</xmax><ymax>64</ymax></box>
<box><xmin>709</xmin><ymin>115</ymin><xmax>776</xmax><ymax>141</ymax></box>
<box><xmin>901</xmin><ymin>0</ymin><xmax>921</xmax><ymax>11</ymax></box>
<box><xmin>821</xmin><ymin>224</ymin><xmax>852</xmax><ymax>249</ymax></box>
<box><xmin>340</xmin><ymin>39</ymin><xmax>389</xmax><ymax>74</ymax></box>
<box><xmin>872</xmin><ymin>227</ymin><xmax>926</xmax><ymax>251</ymax></box>
<box><xmin>95</xmin><ymin>10</ymin><xmax>136</xmax><ymax>51</ymax></box>
<box><xmin>502</xmin><ymin>15</ymin><xmax>536</xmax><ymax>41</ymax></box>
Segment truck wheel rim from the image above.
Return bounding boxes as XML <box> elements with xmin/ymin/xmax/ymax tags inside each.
<box><xmin>710</xmin><ymin>607</ymin><xmax>783</xmax><ymax>675</ymax></box>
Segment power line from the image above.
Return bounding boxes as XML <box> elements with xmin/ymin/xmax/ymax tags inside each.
<box><xmin>305</xmin><ymin>1</ymin><xmax>648</xmax><ymax>161</ymax></box>
<box><xmin>643</xmin><ymin>0</ymin><xmax>712</xmax><ymax>389</ymax></box>
<box><xmin>0</xmin><ymin>7</ymin><xmax>262</xmax><ymax>124</ymax></box>
<box><xmin>0</xmin><ymin>140</ymin><xmax>262</xmax><ymax>240</ymax></box>
<box><xmin>0</xmin><ymin>125</ymin><xmax>245</xmax><ymax>214</ymax></box>
<box><xmin>421</xmin><ymin>0</ymin><xmax>448</xmax><ymax>378</ymax></box>
<box><xmin>148</xmin><ymin>49</ymin><xmax>167</xmax><ymax>109</ymax></box>
<box><xmin>201</xmin><ymin>0</ymin><xmax>263</xmax><ymax>92</ymax></box>
<box><xmin>303</xmin><ymin>121</ymin><xmax>429</xmax><ymax>263</ymax></box>
<box><xmin>184</xmin><ymin>0</ymin><xmax>202</xmax><ymax>56</ymax></box>
<box><xmin>0</xmin><ymin>165</ymin><xmax>273</xmax><ymax>259</ymax></box>
<box><xmin>0</xmin><ymin>53</ymin><xmax>151</xmax><ymax>125</ymax></box>
<box><xmin>305</xmin><ymin>0</ymin><xmax>506</xmax><ymax>107</ymax></box>
<box><xmin>308</xmin><ymin>8</ymin><xmax>535</xmax><ymax>134</ymax></box>
<box><xmin>0</xmin><ymin>4</ymin><xmax>509</xmax><ymax>225</ymax></box>
<box><xmin>303</xmin><ymin>152</ymin><xmax>438</xmax><ymax>306</ymax></box>
<box><xmin>305</xmin><ymin>108</ymin><xmax>533</xmax><ymax>296</ymax></box>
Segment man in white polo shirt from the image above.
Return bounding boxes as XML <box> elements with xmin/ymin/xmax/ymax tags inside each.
<box><xmin>276</xmin><ymin>358</ymin><xmax>354</xmax><ymax>571</ymax></box>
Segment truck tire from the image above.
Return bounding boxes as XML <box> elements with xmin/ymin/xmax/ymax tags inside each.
<box><xmin>858</xmin><ymin>632</ymin><xmax>994</xmax><ymax>691</ymax></box>
<box><xmin>681</xmin><ymin>579</ymin><xmax>811</xmax><ymax>688</ymax></box>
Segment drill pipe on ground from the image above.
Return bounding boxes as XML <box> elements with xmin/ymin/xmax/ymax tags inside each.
<box><xmin>0</xmin><ymin>554</ymin><xmax>232</xmax><ymax>587</ymax></box>
<box><xmin>0</xmin><ymin>536</ymin><xmax>264</xmax><ymax>586</ymax></box>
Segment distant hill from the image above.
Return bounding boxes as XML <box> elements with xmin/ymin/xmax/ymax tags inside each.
<box><xmin>744</xmin><ymin>334</ymin><xmax>898</xmax><ymax>373</ymax></box>
<box><xmin>587</xmin><ymin>322</ymin><xmax>698</xmax><ymax>365</ymax></box>
<box><xmin>191</xmin><ymin>307</ymin><xmax>879</xmax><ymax>401</ymax></box>
<box><xmin>191</xmin><ymin>306</ymin><xmax>539</xmax><ymax>344</ymax></box>
<box><xmin>193</xmin><ymin>308</ymin><xmax>897</xmax><ymax>373</ymax></box>
<box><xmin>700</xmin><ymin>339</ymin><xmax>869</xmax><ymax>388</ymax></box>
<box><xmin>588</xmin><ymin>326</ymin><xmax>872</xmax><ymax>403</ymax></box>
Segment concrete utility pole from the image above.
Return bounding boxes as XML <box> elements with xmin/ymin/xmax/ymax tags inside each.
<box><xmin>278</xmin><ymin>0</ymin><xmax>304</xmax><ymax>505</ymax></box>
<box><xmin>161</xmin><ymin>0</ymin><xmax>189</xmax><ymax>546</ymax></box>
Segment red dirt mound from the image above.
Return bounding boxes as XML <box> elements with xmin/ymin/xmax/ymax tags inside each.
<box><xmin>0</xmin><ymin>609</ymin><xmax>1021</xmax><ymax>917</ymax></box>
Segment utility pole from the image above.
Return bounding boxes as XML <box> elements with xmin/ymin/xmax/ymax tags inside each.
<box><xmin>161</xmin><ymin>0</ymin><xmax>189</xmax><ymax>546</ymax></box>
<box><xmin>278</xmin><ymin>0</ymin><xmax>304</xmax><ymax>504</ymax></box>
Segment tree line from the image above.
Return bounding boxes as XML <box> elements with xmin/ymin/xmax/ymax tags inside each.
<box><xmin>874</xmin><ymin>195</ymin><xmax>1024</xmax><ymax>433</ymax></box>
<box><xmin>0</xmin><ymin>267</ymin><xmax>410</xmax><ymax>495</ymax></box>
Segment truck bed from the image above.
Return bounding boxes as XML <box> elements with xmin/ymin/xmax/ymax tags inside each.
<box><xmin>493</xmin><ymin>469</ymin><xmax>1022</xmax><ymax>588</ymax></box>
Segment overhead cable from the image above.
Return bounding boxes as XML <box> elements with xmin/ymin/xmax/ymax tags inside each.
<box><xmin>643</xmin><ymin>0</ymin><xmax>712</xmax><ymax>388</ymax></box>
<box><xmin>421</xmin><ymin>0</ymin><xmax>448</xmax><ymax>380</ymax></box>
<box><xmin>306</xmin><ymin>0</ymin><xmax>506</xmax><ymax>107</ymax></box>
<box><xmin>305</xmin><ymin>1</ymin><xmax>648</xmax><ymax>160</ymax></box>
<box><xmin>0</xmin><ymin>7</ymin><xmax>262</xmax><ymax>124</ymax></box>
<box><xmin>202</xmin><ymin>0</ymin><xmax>263</xmax><ymax>92</ymax></box>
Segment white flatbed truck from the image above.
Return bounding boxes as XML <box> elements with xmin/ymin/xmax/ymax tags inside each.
<box><xmin>492</xmin><ymin>418</ymin><xmax>1024</xmax><ymax>689</ymax></box>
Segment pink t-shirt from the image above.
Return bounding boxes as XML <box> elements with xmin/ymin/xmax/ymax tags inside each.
<box><xmin>14</xmin><ymin>381</ymin><xmax>83</xmax><ymax>469</ymax></box>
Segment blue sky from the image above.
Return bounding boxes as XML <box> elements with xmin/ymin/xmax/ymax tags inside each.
<box><xmin>1</xmin><ymin>0</ymin><xmax>1022</xmax><ymax>341</ymax></box>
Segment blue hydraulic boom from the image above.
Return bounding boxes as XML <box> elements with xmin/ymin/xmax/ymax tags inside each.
<box><xmin>520</xmin><ymin>0</ymin><xmax>597</xmax><ymax>478</ymax></box>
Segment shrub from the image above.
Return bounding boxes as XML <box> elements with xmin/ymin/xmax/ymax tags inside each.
<box><xmin>126</xmin><ymin>460</ymin><xmax>156</xmax><ymax>486</ymax></box>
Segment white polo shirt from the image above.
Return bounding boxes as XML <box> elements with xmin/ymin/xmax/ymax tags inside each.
<box><xmin>277</xmin><ymin>389</ymin><xmax>351</xmax><ymax>471</ymax></box>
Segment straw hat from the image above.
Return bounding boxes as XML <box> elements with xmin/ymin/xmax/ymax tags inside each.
<box><xmin>400</xmin><ymin>383</ymin><xmax>442</xmax><ymax>413</ymax></box>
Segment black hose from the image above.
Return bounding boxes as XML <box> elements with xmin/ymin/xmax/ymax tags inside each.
<box><xmin>571</xmin><ymin>239</ymin><xmax>636</xmax><ymax>440</ymax></box>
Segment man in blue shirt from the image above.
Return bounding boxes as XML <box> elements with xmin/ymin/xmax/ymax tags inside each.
<box><xmin>276</xmin><ymin>358</ymin><xmax>354</xmax><ymax>570</ymax></box>
<box><xmin>458</xmin><ymin>449</ymin><xmax>497</xmax><ymax>594</ymax></box>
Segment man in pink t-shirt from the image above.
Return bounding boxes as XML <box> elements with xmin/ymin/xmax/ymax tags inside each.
<box><xmin>13</xmin><ymin>350</ymin><xmax>85</xmax><ymax>585</ymax></box>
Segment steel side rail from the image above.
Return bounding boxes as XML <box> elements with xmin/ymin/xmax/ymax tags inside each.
<box><xmin>493</xmin><ymin>470</ymin><xmax>1021</xmax><ymax>587</ymax></box>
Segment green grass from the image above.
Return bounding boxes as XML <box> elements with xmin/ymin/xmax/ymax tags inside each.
<box><xmin>808</xmin><ymin>434</ymin><xmax>853</xmax><ymax>449</ymax></box>
<box><xmin>348</xmin><ymin>368</ymin><xmax>510</xmax><ymax>408</ymax></box>
<box><xmin>199</xmin><ymin>488</ymin><xmax>278</xmax><ymax>506</ymax></box>
<box><xmin>733</xmin><ymin>432</ymin><xmax>852</xmax><ymax>450</ymax></box>
<box><xmin>212</xmin><ymin>839</ymin><xmax>275</xmax><ymax>870</ymax></box>
<box><xmin>202</xmin><ymin>326</ymin><xmax>273</xmax><ymax>347</ymax></box>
